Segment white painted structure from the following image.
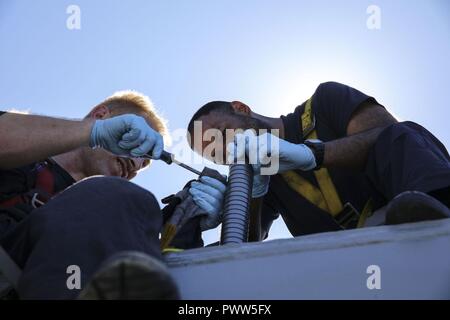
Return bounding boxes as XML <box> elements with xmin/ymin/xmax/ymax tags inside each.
<box><xmin>1</xmin><ymin>219</ymin><xmax>449</xmax><ymax>299</ymax></box>
<box><xmin>166</xmin><ymin>219</ymin><xmax>450</xmax><ymax>299</ymax></box>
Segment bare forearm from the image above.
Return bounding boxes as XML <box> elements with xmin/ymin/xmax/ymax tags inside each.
<box><xmin>0</xmin><ymin>113</ymin><xmax>94</xmax><ymax>169</ymax></box>
<box><xmin>323</xmin><ymin>127</ymin><xmax>385</xmax><ymax>170</ymax></box>
<box><xmin>323</xmin><ymin>102</ymin><xmax>398</xmax><ymax>170</ymax></box>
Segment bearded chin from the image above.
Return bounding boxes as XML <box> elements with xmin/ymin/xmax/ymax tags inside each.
<box><xmin>243</xmin><ymin>116</ymin><xmax>271</xmax><ymax>132</ymax></box>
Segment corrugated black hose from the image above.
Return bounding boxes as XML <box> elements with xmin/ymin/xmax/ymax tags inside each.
<box><xmin>220</xmin><ymin>164</ymin><xmax>254</xmax><ymax>244</ymax></box>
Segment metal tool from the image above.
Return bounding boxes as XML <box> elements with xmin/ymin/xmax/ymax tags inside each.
<box><xmin>145</xmin><ymin>150</ymin><xmax>202</xmax><ymax>176</ymax></box>
<box><xmin>145</xmin><ymin>150</ymin><xmax>228</xmax><ymax>185</ymax></box>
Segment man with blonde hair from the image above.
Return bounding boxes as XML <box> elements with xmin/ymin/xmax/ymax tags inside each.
<box><xmin>0</xmin><ymin>91</ymin><xmax>226</xmax><ymax>299</ymax></box>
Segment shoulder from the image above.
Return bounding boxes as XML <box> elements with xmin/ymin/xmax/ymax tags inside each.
<box><xmin>310</xmin><ymin>82</ymin><xmax>377</xmax><ymax>137</ymax></box>
<box><xmin>314</xmin><ymin>82</ymin><xmax>353</xmax><ymax>99</ymax></box>
<box><xmin>312</xmin><ymin>81</ymin><xmax>375</xmax><ymax>113</ymax></box>
<box><xmin>0</xmin><ymin>163</ymin><xmax>37</xmax><ymax>196</ymax></box>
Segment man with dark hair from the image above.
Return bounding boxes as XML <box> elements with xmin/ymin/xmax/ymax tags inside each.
<box><xmin>187</xmin><ymin>82</ymin><xmax>450</xmax><ymax>241</ymax></box>
<box><xmin>0</xmin><ymin>90</ymin><xmax>226</xmax><ymax>299</ymax></box>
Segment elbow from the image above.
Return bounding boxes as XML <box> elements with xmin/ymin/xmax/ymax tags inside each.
<box><xmin>0</xmin><ymin>159</ymin><xmax>16</xmax><ymax>170</ymax></box>
<box><xmin>0</xmin><ymin>148</ymin><xmax>21</xmax><ymax>170</ymax></box>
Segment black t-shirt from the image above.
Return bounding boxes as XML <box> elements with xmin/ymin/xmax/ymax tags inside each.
<box><xmin>262</xmin><ymin>82</ymin><xmax>382</xmax><ymax>237</ymax></box>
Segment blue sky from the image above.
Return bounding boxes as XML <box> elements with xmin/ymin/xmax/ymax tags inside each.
<box><xmin>1</xmin><ymin>0</ymin><xmax>449</xmax><ymax>243</ymax></box>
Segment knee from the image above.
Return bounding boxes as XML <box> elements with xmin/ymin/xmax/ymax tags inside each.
<box><xmin>61</xmin><ymin>176</ymin><xmax>161</xmax><ymax>218</ymax></box>
<box><xmin>75</xmin><ymin>176</ymin><xmax>135</xmax><ymax>192</ymax></box>
<box><xmin>366</xmin><ymin>122</ymin><xmax>415</xmax><ymax>172</ymax></box>
<box><xmin>376</xmin><ymin>121</ymin><xmax>425</xmax><ymax>145</ymax></box>
<box><xmin>78</xmin><ymin>176</ymin><xmax>156</xmax><ymax>201</ymax></box>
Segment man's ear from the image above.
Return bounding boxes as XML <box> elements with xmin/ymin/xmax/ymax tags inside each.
<box><xmin>88</xmin><ymin>105</ymin><xmax>111</xmax><ymax>119</ymax></box>
<box><xmin>230</xmin><ymin>101</ymin><xmax>251</xmax><ymax>115</ymax></box>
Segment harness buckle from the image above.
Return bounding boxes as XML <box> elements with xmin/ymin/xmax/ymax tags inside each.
<box><xmin>30</xmin><ymin>193</ymin><xmax>45</xmax><ymax>208</ymax></box>
<box><xmin>335</xmin><ymin>202</ymin><xmax>360</xmax><ymax>229</ymax></box>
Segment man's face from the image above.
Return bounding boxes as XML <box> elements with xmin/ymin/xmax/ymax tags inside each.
<box><xmin>81</xmin><ymin>109</ymin><xmax>151</xmax><ymax>180</ymax></box>
<box><xmin>191</xmin><ymin>110</ymin><xmax>268</xmax><ymax>164</ymax></box>
<box><xmin>80</xmin><ymin>147</ymin><xmax>149</xmax><ymax>180</ymax></box>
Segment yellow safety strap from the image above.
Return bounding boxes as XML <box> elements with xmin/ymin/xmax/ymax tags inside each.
<box><xmin>160</xmin><ymin>224</ymin><xmax>185</xmax><ymax>253</ymax></box>
<box><xmin>162</xmin><ymin>247</ymin><xmax>184</xmax><ymax>254</ymax></box>
<box><xmin>281</xmin><ymin>97</ymin><xmax>372</xmax><ymax>226</ymax></box>
<box><xmin>282</xmin><ymin>171</ymin><xmax>330</xmax><ymax>212</ymax></box>
<box><xmin>160</xmin><ymin>223</ymin><xmax>177</xmax><ymax>250</ymax></box>
<box><xmin>356</xmin><ymin>198</ymin><xmax>373</xmax><ymax>228</ymax></box>
<box><xmin>308</xmin><ymin>138</ymin><xmax>343</xmax><ymax>215</ymax></box>
<box><xmin>281</xmin><ymin>98</ymin><xmax>343</xmax><ymax>216</ymax></box>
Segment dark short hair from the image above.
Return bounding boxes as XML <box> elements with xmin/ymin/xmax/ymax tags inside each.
<box><xmin>187</xmin><ymin>101</ymin><xmax>233</xmax><ymax>136</ymax></box>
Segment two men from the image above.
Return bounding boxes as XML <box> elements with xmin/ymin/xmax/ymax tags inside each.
<box><xmin>2</xmin><ymin>81</ymin><xmax>449</xmax><ymax>299</ymax></box>
<box><xmin>0</xmin><ymin>91</ymin><xmax>226</xmax><ymax>299</ymax></box>
<box><xmin>188</xmin><ymin>82</ymin><xmax>450</xmax><ymax>240</ymax></box>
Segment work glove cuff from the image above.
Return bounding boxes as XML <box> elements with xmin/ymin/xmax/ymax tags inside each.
<box><xmin>252</xmin><ymin>174</ymin><xmax>270</xmax><ymax>198</ymax></box>
<box><xmin>89</xmin><ymin>120</ymin><xmax>103</xmax><ymax>149</ymax></box>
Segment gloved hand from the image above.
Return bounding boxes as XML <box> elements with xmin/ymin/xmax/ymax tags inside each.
<box><xmin>189</xmin><ymin>176</ymin><xmax>227</xmax><ymax>231</ymax></box>
<box><xmin>227</xmin><ymin>129</ymin><xmax>316</xmax><ymax>175</ymax></box>
<box><xmin>90</xmin><ymin>114</ymin><xmax>164</xmax><ymax>159</ymax></box>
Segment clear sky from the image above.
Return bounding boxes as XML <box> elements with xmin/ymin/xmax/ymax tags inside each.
<box><xmin>1</xmin><ymin>0</ymin><xmax>449</xmax><ymax>244</ymax></box>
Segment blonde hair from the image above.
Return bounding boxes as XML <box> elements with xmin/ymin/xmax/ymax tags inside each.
<box><xmin>93</xmin><ymin>90</ymin><xmax>170</xmax><ymax>145</ymax></box>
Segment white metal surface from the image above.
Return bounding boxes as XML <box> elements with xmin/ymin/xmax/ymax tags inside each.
<box><xmin>166</xmin><ymin>219</ymin><xmax>450</xmax><ymax>299</ymax></box>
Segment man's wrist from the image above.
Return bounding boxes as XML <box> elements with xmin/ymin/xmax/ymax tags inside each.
<box><xmin>81</xmin><ymin>118</ymin><xmax>96</xmax><ymax>147</ymax></box>
<box><xmin>304</xmin><ymin>140</ymin><xmax>325</xmax><ymax>170</ymax></box>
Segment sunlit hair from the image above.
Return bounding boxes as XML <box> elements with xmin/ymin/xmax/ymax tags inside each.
<box><xmin>7</xmin><ymin>108</ymin><xmax>30</xmax><ymax>114</ymax></box>
<box><xmin>89</xmin><ymin>90</ymin><xmax>170</xmax><ymax>145</ymax></box>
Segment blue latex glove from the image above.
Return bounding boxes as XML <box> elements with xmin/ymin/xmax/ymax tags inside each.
<box><xmin>90</xmin><ymin>114</ymin><xmax>164</xmax><ymax>159</ymax></box>
<box><xmin>252</xmin><ymin>174</ymin><xmax>270</xmax><ymax>198</ymax></box>
<box><xmin>227</xmin><ymin>129</ymin><xmax>316</xmax><ymax>175</ymax></box>
<box><xmin>189</xmin><ymin>176</ymin><xmax>227</xmax><ymax>231</ymax></box>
